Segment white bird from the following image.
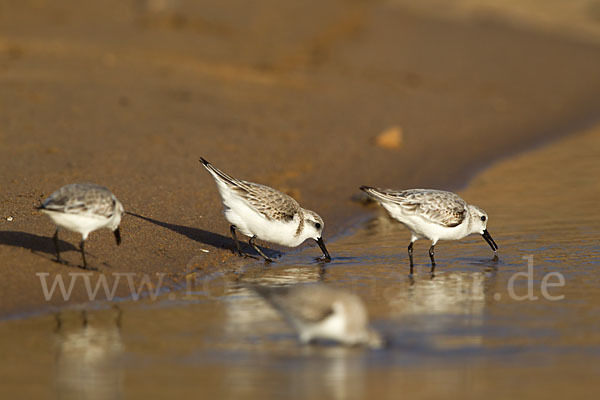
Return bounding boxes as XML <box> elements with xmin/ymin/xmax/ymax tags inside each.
<box><xmin>38</xmin><ymin>183</ymin><xmax>124</xmax><ymax>269</ymax></box>
<box><xmin>360</xmin><ymin>187</ymin><xmax>498</xmax><ymax>274</ymax></box>
<box><xmin>251</xmin><ymin>284</ymin><xmax>383</xmax><ymax>348</ymax></box>
<box><xmin>200</xmin><ymin>157</ymin><xmax>331</xmax><ymax>262</ymax></box>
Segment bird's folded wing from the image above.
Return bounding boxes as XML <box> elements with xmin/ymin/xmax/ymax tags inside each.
<box><xmin>42</xmin><ymin>187</ymin><xmax>115</xmax><ymax>218</ymax></box>
<box><xmin>397</xmin><ymin>190</ymin><xmax>467</xmax><ymax>227</ymax></box>
<box><xmin>367</xmin><ymin>188</ymin><xmax>467</xmax><ymax>227</ymax></box>
<box><xmin>237</xmin><ymin>183</ymin><xmax>300</xmax><ymax>222</ymax></box>
<box><xmin>268</xmin><ymin>287</ymin><xmax>335</xmax><ymax>323</ymax></box>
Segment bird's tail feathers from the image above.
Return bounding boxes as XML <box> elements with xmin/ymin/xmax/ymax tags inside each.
<box><xmin>199</xmin><ymin>157</ymin><xmax>241</xmax><ymax>187</ymax></box>
<box><xmin>360</xmin><ymin>186</ymin><xmax>389</xmax><ymax>202</ymax></box>
<box><xmin>247</xmin><ymin>284</ymin><xmax>289</xmax><ymax>301</ymax></box>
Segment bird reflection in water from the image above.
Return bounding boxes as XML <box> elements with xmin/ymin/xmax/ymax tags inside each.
<box><xmin>54</xmin><ymin>306</ymin><xmax>124</xmax><ymax>400</ymax></box>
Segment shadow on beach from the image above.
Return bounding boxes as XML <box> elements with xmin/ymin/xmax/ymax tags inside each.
<box><xmin>125</xmin><ymin>211</ymin><xmax>281</xmax><ymax>260</ymax></box>
<box><xmin>0</xmin><ymin>231</ymin><xmax>77</xmax><ymax>255</ymax></box>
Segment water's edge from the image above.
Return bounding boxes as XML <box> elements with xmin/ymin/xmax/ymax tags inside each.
<box><xmin>4</xmin><ymin>116</ymin><xmax>599</xmax><ymax>322</ymax></box>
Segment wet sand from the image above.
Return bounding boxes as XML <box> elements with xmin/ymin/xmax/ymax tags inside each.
<box><xmin>2</xmin><ymin>1</ymin><xmax>600</xmax><ymax>318</ymax></box>
<box><xmin>1</xmin><ymin>109</ymin><xmax>598</xmax><ymax>399</ymax></box>
<box><xmin>391</xmin><ymin>0</ymin><xmax>600</xmax><ymax>42</ymax></box>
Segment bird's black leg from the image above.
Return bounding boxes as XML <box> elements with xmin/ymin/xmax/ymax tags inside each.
<box><xmin>249</xmin><ymin>236</ymin><xmax>273</xmax><ymax>262</ymax></box>
<box><xmin>408</xmin><ymin>242</ymin><xmax>414</xmax><ymax>275</ymax></box>
<box><xmin>80</xmin><ymin>239</ymin><xmax>88</xmax><ymax>269</ymax></box>
<box><xmin>429</xmin><ymin>244</ymin><xmax>436</xmax><ymax>273</ymax></box>
<box><xmin>53</xmin><ymin>228</ymin><xmax>62</xmax><ymax>263</ymax></box>
<box><xmin>230</xmin><ymin>225</ymin><xmax>243</xmax><ymax>256</ymax></box>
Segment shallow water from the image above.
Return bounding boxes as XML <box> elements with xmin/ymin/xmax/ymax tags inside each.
<box><xmin>1</xmin><ymin>128</ymin><xmax>600</xmax><ymax>399</ymax></box>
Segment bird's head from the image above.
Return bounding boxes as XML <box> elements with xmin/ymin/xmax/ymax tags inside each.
<box><xmin>468</xmin><ymin>205</ymin><xmax>497</xmax><ymax>252</ymax></box>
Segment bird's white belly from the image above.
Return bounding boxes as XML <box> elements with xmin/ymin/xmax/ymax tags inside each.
<box><xmin>300</xmin><ymin>312</ymin><xmax>346</xmax><ymax>343</ymax></box>
<box><xmin>44</xmin><ymin>211</ymin><xmax>108</xmax><ymax>238</ymax></box>
<box><xmin>383</xmin><ymin>203</ymin><xmax>468</xmax><ymax>242</ymax></box>
<box><xmin>223</xmin><ymin>199</ymin><xmax>302</xmax><ymax>247</ymax></box>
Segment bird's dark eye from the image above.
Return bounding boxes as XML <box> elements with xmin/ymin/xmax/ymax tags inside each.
<box><xmin>315</xmin><ymin>222</ymin><xmax>321</xmax><ymax>229</ymax></box>
<box><xmin>481</xmin><ymin>216</ymin><xmax>486</xmax><ymax>221</ymax></box>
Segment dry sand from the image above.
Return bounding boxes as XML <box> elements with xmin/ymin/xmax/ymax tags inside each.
<box><xmin>2</xmin><ymin>0</ymin><xmax>600</xmax><ymax>317</ymax></box>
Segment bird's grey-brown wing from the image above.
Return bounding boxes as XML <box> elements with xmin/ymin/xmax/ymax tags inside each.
<box><xmin>237</xmin><ymin>182</ymin><xmax>300</xmax><ymax>222</ymax></box>
<box><xmin>200</xmin><ymin>158</ymin><xmax>300</xmax><ymax>221</ymax></box>
<box><xmin>253</xmin><ymin>285</ymin><xmax>336</xmax><ymax>324</ymax></box>
<box><xmin>362</xmin><ymin>187</ymin><xmax>467</xmax><ymax>227</ymax></box>
<box><xmin>41</xmin><ymin>183</ymin><xmax>116</xmax><ymax>218</ymax></box>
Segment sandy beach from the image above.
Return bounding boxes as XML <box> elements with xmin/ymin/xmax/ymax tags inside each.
<box><xmin>2</xmin><ymin>0</ymin><xmax>600</xmax><ymax>317</ymax></box>
<box><xmin>1</xmin><ymin>90</ymin><xmax>599</xmax><ymax>400</ymax></box>
<box><xmin>1</xmin><ymin>1</ymin><xmax>600</xmax><ymax>399</ymax></box>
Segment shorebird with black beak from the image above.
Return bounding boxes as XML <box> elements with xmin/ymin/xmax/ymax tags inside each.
<box><xmin>200</xmin><ymin>157</ymin><xmax>331</xmax><ymax>262</ymax></box>
<box><xmin>360</xmin><ymin>187</ymin><xmax>498</xmax><ymax>274</ymax></box>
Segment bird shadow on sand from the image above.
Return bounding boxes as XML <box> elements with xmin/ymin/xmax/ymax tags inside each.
<box><xmin>126</xmin><ymin>212</ymin><xmax>282</xmax><ymax>260</ymax></box>
<box><xmin>0</xmin><ymin>231</ymin><xmax>77</xmax><ymax>255</ymax></box>
<box><xmin>0</xmin><ymin>230</ymin><xmax>97</xmax><ymax>269</ymax></box>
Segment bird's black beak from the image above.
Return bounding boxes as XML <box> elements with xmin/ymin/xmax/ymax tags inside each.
<box><xmin>114</xmin><ymin>228</ymin><xmax>122</xmax><ymax>246</ymax></box>
<box><xmin>481</xmin><ymin>229</ymin><xmax>497</xmax><ymax>252</ymax></box>
<box><xmin>316</xmin><ymin>237</ymin><xmax>331</xmax><ymax>261</ymax></box>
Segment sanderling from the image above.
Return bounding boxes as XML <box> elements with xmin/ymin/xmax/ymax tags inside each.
<box><xmin>250</xmin><ymin>284</ymin><xmax>383</xmax><ymax>347</ymax></box>
<box><xmin>38</xmin><ymin>183</ymin><xmax>124</xmax><ymax>269</ymax></box>
<box><xmin>360</xmin><ymin>187</ymin><xmax>498</xmax><ymax>274</ymax></box>
<box><xmin>200</xmin><ymin>157</ymin><xmax>331</xmax><ymax>262</ymax></box>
